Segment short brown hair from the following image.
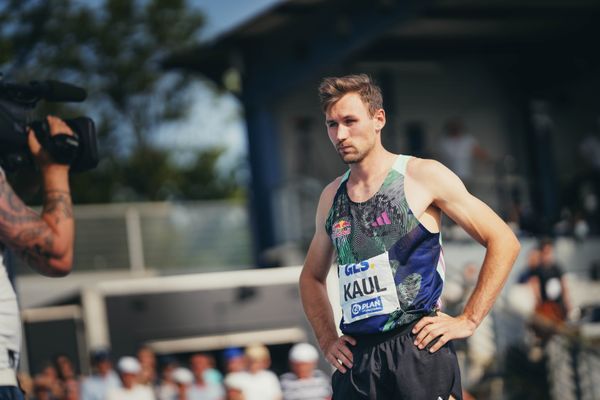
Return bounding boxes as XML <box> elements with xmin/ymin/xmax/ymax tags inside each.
<box><xmin>318</xmin><ymin>74</ymin><xmax>383</xmax><ymax>116</ymax></box>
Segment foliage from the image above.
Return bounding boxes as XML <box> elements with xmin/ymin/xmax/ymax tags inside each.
<box><xmin>0</xmin><ymin>0</ymin><xmax>242</xmax><ymax>202</ymax></box>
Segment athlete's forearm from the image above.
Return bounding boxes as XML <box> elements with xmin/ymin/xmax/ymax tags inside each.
<box><xmin>0</xmin><ymin>168</ymin><xmax>73</xmax><ymax>276</ymax></box>
<box><xmin>461</xmin><ymin>230</ymin><xmax>520</xmax><ymax>327</ymax></box>
<box><xmin>300</xmin><ymin>270</ymin><xmax>339</xmax><ymax>348</ymax></box>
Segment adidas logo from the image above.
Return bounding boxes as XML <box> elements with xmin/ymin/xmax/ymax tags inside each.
<box><xmin>371</xmin><ymin>211</ymin><xmax>391</xmax><ymax>227</ymax></box>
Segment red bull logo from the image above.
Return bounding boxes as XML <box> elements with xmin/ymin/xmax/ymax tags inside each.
<box><xmin>332</xmin><ymin>219</ymin><xmax>351</xmax><ymax>239</ymax></box>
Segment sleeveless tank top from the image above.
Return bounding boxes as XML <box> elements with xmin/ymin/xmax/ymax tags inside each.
<box><xmin>325</xmin><ymin>155</ymin><xmax>445</xmax><ymax>335</ymax></box>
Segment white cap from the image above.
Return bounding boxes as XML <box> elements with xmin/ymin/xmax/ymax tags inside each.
<box><xmin>172</xmin><ymin>367</ymin><xmax>194</xmax><ymax>385</ymax></box>
<box><xmin>117</xmin><ymin>356</ymin><xmax>141</xmax><ymax>374</ymax></box>
<box><xmin>289</xmin><ymin>343</ymin><xmax>318</xmax><ymax>363</ymax></box>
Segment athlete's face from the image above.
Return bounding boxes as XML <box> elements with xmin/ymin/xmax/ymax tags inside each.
<box><xmin>325</xmin><ymin>92</ymin><xmax>385</xmax><ymax>164</ymax></box>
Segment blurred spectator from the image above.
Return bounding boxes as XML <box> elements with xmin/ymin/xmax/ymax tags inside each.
<box><xmin>187</xmin><ymin>353</ymin><xmax>224</xmax><ymax>400</ymax></box>
<box><xmin>156</xmin><ymin>356</ymin><xmax>178</xmax><ymax>400</ymax></box>
<box><xmin>222</xmin><ymin>348</ymin><xmax>246</xmax><ymax>374</ymax></box>
<box><xmin>529</xmin><ymin>239</ymin><xmax>573</xmax><ymax>342</ymax></box>
<box><xmin>33</xmin><ymin>379</ymin><xmax>54</xmax><ymax>400</ymax></box>
<box><xmin>517</xmin><ymin>248</ymin><xmax>541</xmax><ymax>284</ymax></box>
<box><xmin>279</xmin><ymin>343</ymin><xmax>331</xmax><ymax>400</ymax></box>
<box><xmin>137</xmin><ymin>346</ymin><xmax>158</xmax><ymax>388</ymax></box>
<box><xmin>34</xmin><ymin>362</ymin><xmax>64</xmax><ymax>399</ymax></box>
<box><xmin>438</xmin><ymin>117</ymin><xmax>488</xmax><ymax>187</ymax></box>
<box><xmin>172</xmin><ymin>367</ymin><xmax>194</xmax><ymax>400</ymax></box>
<box><xmin>53</xmin><ymin>354</ymin><xmax>79</xmax><ymax>400</ymax></box>
<box><xmin>106</xmin><ymin>356</ymin><xmax>155</xmax><ymax>400</ymax></box>
<box><xmin>242</xmin><ymin>344</ymin><xmax>282</xmax><ymax>400</ymax></box>
<box><xmin>81</xmin><ymin>349</ymin><xmax>121</xmax><ymax>400</ymax></box>
<box><xmin>223</xmin><ymin>373</ymin><xmax>246</xmax><ymax>400</ymax></box>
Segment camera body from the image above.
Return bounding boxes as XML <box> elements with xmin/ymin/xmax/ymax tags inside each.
<box><xmin>0</xmin><ymin>78</ymin><xmax>99</xmax><ymax>173</ymax></box>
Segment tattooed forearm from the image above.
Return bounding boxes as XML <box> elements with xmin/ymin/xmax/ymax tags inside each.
<box><xmin>0</xmin><ymin>174</ymin><xmax>39</xmax><ymax>225</ymax></box>
<box><xmin>43</xmin><ymin>190</ymin><xmax>73</xmax><ymax>224</ymax></box>
<box><xmin>0</xmin><ymin>170</ymin><xmax>74</xmax><ymax>275</ymax></box>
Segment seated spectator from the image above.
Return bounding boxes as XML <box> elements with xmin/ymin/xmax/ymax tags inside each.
<box><xmin>34</xmin><ymin>362</ymin><xmax>64</xmax><ymax>400</ymax></box>
<box><xmin>222</xmin><ymin>347</ymin><xmax>246</xmax><ymax>374</ymax></box>
<box><xmin>172</xmin><ymin>367</ymin><xmax>194</xmax><ymax>400</ymax></box>
<box><xmin>156</xmin><ymin>356</ymin><xmax>178</xmax><ymax>400</ymax></box>
<box><xmin>187</xmin><ymin>353</ymin><xmax>224</xmax><ymax>400</ymax></box>
<box><xmin>280</xmin><ymin>343</ymin><xmax>331</xmax><ymax>400</ymax></box>
<box><xmin>242</xmin><ymin>344</ymin><xmax>282</xmax><ymax>400</ymax></box>
<box><xmin>137</xmin><ymin>346</ymin><xmax>158</xmax><ymax>388</ymax></box>
<box><xmin>54</xmin><ymin>354</ymin><xmax>79</xmax><ymax>400</ymax></box>
<box><xmin>81</xmin><ymin>349</ymin><xmax>121</xmax><ymax>400</ymax></box>
<box><xmin>529</xmin><ymin>239</ymin><xmax>572</xmax><ymax>343</ymax></box>
<box><xmin>224</xmin><ymin>373</ymin><xmax>247</xmax><ymax>400</ymax></box>
<box><xmin>106</xmin><ymin>356</ymin><xmax>155</xmax><ymax>400</ymax></box>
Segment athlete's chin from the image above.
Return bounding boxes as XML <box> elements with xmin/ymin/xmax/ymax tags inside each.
<box><xmin>340</xmin><ymin>154</ymin><xmax>365</xmax><ymax>164</ymax></box>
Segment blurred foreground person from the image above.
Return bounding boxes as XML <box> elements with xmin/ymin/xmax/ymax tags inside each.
<box><xmin>106</xmin><ymin>357</ymin><xmax>155</xmax><ymax>400</ymax></box>
<box><xmin>300</xmin><ymin>74</ymin><xmax>520</xmax><ymax>399</ymax></box>
<box><xmin>280</xmin><ymin>343</ymin><xmax>331</xmax><ymax>400</ymax></box>
<box><xmin>1</xmin><ymin>116</ymin><xmax>76</xmax><ymax>399</ymax></box>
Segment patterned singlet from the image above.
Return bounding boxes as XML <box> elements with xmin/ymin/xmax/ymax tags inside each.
<box><xmin>325</xmin><ymin>155</ymin><xmax>445</xmax><ymax>335</ymax></box>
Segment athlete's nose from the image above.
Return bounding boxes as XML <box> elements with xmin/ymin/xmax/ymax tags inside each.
<box><xmin>336</xmin><ymin>124</ymin><xmax>350</xmax><ymax>142</ymax></box>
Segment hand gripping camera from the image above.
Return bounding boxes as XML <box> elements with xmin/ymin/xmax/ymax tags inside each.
<box><xmin>0</xmin><ymin>77</ymin><xmax>99</xmax><ymax>173</ymax></box>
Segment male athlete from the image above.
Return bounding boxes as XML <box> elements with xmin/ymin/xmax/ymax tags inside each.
<box><xmin>299</xmin><ymin>74</ymin><xmax>520</xmax><ymax>399</ymax></box>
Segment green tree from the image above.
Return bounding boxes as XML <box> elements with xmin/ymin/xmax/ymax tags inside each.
<box><xmin>0</xmin><ymin>0</ymin><xmax>242</xmax><ymax>203</ymax></box>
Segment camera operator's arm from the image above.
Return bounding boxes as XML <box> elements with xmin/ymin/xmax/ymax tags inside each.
<box><xmin>0</xmin><ymin>116</ymin><xmax>74</xmax><ymax>277</ymax></box>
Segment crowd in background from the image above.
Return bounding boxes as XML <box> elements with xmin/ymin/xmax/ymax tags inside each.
<box><xmin>18</xmin><ymin>343</ymin><xmax>332</xmax><ymax>400</ymax></box>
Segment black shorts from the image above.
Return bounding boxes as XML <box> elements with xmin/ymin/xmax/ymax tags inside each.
<box><xmin>332</xmin><ymin>317</ymin><xmax>462</xmax><ymax>400</ymax></box>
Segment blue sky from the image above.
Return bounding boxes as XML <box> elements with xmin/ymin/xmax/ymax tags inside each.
<box><xmin>195</xmin><ymin>0</ymin><xmax>283</xmax><ymax>41</ymax></box>
<box><xmin>153</xmin><ymin>0</ymin><xmax>283</xmax><ymax>171</ymax></box>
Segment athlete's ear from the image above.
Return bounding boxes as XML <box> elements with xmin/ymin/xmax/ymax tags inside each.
<box><xmin>374</xmin><ymin>109</ymin><xmax>386</xmax><ymax>132</ymax></box>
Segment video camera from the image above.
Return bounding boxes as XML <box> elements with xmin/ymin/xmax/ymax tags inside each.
<box><xmin>0</xmin><ymin>76</ymin><xmax>99</xmax><ymax>173</ymax></box>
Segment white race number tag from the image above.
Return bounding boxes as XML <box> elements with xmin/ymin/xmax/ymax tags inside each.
<box><xmin>338</xmin><ymin>252</ymin><xmax>400</xmax><ymax>323</ymax></box>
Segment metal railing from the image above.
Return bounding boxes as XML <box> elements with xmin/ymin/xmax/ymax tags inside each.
<box><xmin>14</xmin><ymin>200</ymin><xmax>253</xmax><ymax>275</ymax></box>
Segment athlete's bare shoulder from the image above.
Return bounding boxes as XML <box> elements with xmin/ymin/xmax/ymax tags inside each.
<box><xmin>405</xmin><ymin>157</ymin><xmax>446</xmax><ymax>181</ymax></box>
<box><xmin>314</xmin><ymin>175</ymin><xmax>345</xmax><ymax>225</ymax></box>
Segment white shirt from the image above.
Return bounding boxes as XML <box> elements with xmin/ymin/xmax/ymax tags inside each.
<box><xmin>242</xmin><ymin>370</ymin><xmax>282</xmax><ymax>400</ymax></box>
<box><xmin>80</xmin><ymin>371</ymin><xmax>121</xmax><ymax>400</ymax></box>
<box><xmin>0</xmin><ymin>250</ymin><xmax>21</xmax><ymax>375</ymax></box>
<box><xmin>105</xmin><ymin>384</ymin><xmax>155</xmax><ymax>400</ymax></box>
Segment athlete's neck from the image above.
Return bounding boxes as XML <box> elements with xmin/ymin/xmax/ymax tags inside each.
<box><xmin>346</xmin><ymin>149</ymin><xmax>397</xmax><ymax>202</ymax></box>
<box><xmin>348</xmin><ymin>148</ymin><xmax>397</xmax><ymax>183</ymax></box>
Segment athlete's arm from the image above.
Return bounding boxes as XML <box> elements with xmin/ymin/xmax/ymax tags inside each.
<box><xmin>299</xmin><ymin>178</ymin><xmax>356</xmax><ymax>373</ymax></box>
<box><xmin>0</xmin><ymin>116</ymin><xmax>74</xmax><ymax>277</ymax></box>
<box><xmin>410</xmin><ymin>159</ymin><xmax>520</xmax><ymax>353</ymax></box>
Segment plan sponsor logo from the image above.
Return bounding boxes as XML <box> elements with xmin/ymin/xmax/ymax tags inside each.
<box><xmin>332</xmin><ymin>219</ymin><xmax>351</xmax><ymax>239</ymax></box>
<box><xmin>351</xmin><ymin>296</ymin><xmax>383</xmax><ymax>318</ymax></box>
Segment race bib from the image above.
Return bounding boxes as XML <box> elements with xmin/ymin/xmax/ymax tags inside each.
<box><xmin>338</xmin><ymin>252</ymin><xmax>400</xmax><ymax>323</ymax></box>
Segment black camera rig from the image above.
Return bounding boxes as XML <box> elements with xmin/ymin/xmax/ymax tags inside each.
<box><xmin>0</xmin><ymin>76</ymin><xmax>98</xmax><ymax>173</ymax></box>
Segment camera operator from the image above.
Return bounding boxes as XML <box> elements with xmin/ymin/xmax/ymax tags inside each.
<box><xmin>0</xmin><ymin>115</ymin><xmax>75</xmax><ymax>399</ymax></box>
